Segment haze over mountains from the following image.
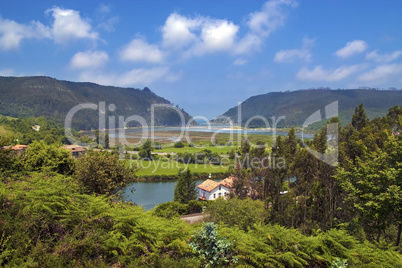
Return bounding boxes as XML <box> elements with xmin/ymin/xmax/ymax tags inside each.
<box><xmin>213</xmin><ymin>89</ymin><xmax>402</xmax><ymax>128</ymax></box>
<box><xmin>0</xmin><ymin>76</ymin><xmax>194</xmax><ymax>130</ymax></box>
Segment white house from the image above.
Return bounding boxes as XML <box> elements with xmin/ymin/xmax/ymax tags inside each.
<box><xmin>197</xmin><ymin>177</ymin><xmax>234</xmax><ymax>201</ymax></box>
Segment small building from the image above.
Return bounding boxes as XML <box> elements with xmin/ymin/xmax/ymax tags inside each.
<box><xmin>32</xmin><ymin>125</ymin><xmax>40</xmax><ymax>131</ymax></box>
<box><xmin>1</xmin><ymin>144</ymin><xmax>29</xmax><ymax>155</ymax></box>
<box><xmin>197</xmin><ymin>178</ymin><xmax>233</xmax><ymax>201</ymax></box>
<box><xmin>62</xmin><ymin>145</ymin><xmax>86</xmax><ymax>157</ymax></box>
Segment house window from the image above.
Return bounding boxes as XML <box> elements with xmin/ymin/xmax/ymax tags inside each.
<box><xmin>219</xmin><ymin>186</ymin><xmax>221</xmax><ymax>190</ymax></box>
<box><xmin>219</xmin><ymin>193</ymin><xmax>221</xmax><ymax>197</ymax></box>
<box><xmin>213</xmin><ymin>193</ymin><xmax>216</xmax><ymax>199</ymax></box>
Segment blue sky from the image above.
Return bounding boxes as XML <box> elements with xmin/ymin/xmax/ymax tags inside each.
<box><xmin>1</xmin><ymin>1</ymin><xmax>402</xmax><ymax>119</ymax></box>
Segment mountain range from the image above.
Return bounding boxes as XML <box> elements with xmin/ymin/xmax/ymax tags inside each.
<box><xmin>212</xmin><ymin>89</ymin><xmax>402</xmax><ymax>128</ymax></box>
<box><xmin>0</xmin><ymin>76</ymin><xmax>194</xmax><ymax>130</ymax></box>
<box><xmin>1</xmin><ymin>76</ymin><xmax>401</xmax><ymax>131</ymax></box>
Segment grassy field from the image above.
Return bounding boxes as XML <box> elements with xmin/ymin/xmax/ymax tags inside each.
<box><xmin>128</xmin><ymin>159</ymin><xmax>230</xmax><ymax>177</ymax></box>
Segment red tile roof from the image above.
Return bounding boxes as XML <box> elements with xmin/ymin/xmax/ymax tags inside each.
<box><xmin>11</xmin><ymin>144</ymin><xmax>29</xmax><ymax>151</ymax></box>
<box><xmin>197</xmin><ymin>177</ymin><xmax>236</xmax><ymax>192</ymax></box>
<box><xmin>197</xmin><ymin>179</ymin><xmax>221</xmax><ymax>192</ymax></box>
<box><xmin>220</xmin><ymin>176</ymin><xmax>235</xmax><ymax>188</ymax></box>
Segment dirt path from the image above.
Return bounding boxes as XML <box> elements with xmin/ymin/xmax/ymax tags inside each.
<box><xmin>179</xmin><ymin>213</ymin><xmax>210</xmax><ymax>224</ymax></box>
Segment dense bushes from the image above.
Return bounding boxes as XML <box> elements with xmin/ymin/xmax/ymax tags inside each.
<box><xmin>0</xmin><ymin>173</ymin><xmax>197</xmax><ymax>267</ymax></box>
<box><xmin>152</xmin><ymin>200</ymin><xmax>204</xmax><ymax>219</ymax></box>
<box><xmin>206</xmin><ymin>197</ymin><xmax>266</xmax><ymax>231</ymax></box>
<box><xmin>1</xmin><ymin>173</ymin><xmax>401</xmax><ymax>267</ymax></box>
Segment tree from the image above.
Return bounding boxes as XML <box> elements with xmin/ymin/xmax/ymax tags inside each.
<box><xmin>174</xmin><ymin>169</ymin><xmax>197</xmax><ymax>204</ymax></box>
<box><xmin>352</xmin><ymin>103</ymin><xmax>369</xmax><ymax>131</ymax></box>
<box><xmin>336</xmin><ymin>132</ymin><xmax>402</xmax><ymax>244</ymax></box>
<box><xmin>23</xmin><ymin>140</ymin><xmax>75</xmax><ymax>175</ymax></box>
<box><xmin>74</xmin><ymin>151</ymin><xmax>135</xmax><ymax>196</ymax></box>
<box><xmin>138</xmin><ymin>139</ymin><xmax>153</xmax><ymax>160</ymax></box>
<box><xmin>174</xmin><ymin>141</ymin><xmax>184</xmax><ymax>148</ymax></box>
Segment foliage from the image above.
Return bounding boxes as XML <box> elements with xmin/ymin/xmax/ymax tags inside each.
<box><xmin>336</xmin><ymin>131</ymin><xmax>402</xmax><ymax>244</ymax></box>
<box><xmin>23</xmin><ymin>140</ymin><xmax>75</xmax><ymax>175</ymax></box>
<box><xmin>74</xmin><ymin>150</ymin><xmax>135</xmax><ymax>196</ymax></box>
<box><xmin>0</xmin><ymin>173</ymin><xmax>196</xmax><ymax>267</ymax></box>
<box><xmin>138</xmin><ymin>139</ymin><xmax>153</xmax><ymax>160</ymax></box>
<box><xmin>188</xmin><ymin>222</ymin><xmax>238</xmax><ymax>267</ymax></box>
<box><xmin>0</xmin><ymin>115</ymin><xmax>72</xmax><ymax>145</ymax></box>
<box><xmin>174</xmin><ymin>141</ymin><xmax>184</xmax><ymax>148</ymax></box>
<box><xmin>206</xmin><ymin>197</ymin><xmax>265</xmax><ymax>231</ymax></box>
<box><xmin>352</xmin><ymin>103</ymin><xmax>369</xmax><ymax>131</ymax></box>
<box><xmin>174</xmin><ymin>169</ymin><xmax>197</xmax><ymax>204</ymax></box>
<box><xmin>152</xmin><ymin>200</ymin><xmax>203</xmax><ymax>219</ymax></box>
<box><xmin>152</xmin><ymin>201</ymin><xmax>189</xmax><ymax>218</ymax></box>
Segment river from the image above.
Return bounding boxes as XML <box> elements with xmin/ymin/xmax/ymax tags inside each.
<box><xmin>122</xmin><ymin>179</ymin><xmax>217</xmax><ymax>211</ymax></box>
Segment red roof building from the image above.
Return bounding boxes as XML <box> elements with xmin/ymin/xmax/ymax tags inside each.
<box><xmin>197</xmin><ymin>177</ymin><xmax>235</xmax><ymax>201</ymax></box>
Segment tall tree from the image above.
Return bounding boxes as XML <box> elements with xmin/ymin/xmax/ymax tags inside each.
<box><xmin>352</xmin><ymin>103</ymin><xmax>369</xmax><ymax>131</ymax></box>
<box><xmin>174</xmin><ymin>169</ymin><xmax>197</xmax><ymax>204</ymax></box>
<box><xmin>336</xmin><ymin>132</ymin><xmax>402</xmax><ymax>244</ymax></box>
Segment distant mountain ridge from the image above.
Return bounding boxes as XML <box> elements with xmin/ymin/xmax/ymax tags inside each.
<box><xmin>0</xmin><ymin>76</ymin><xmax>194</xmax><ymax>130</ymax></box>
<box><xmin>213</xmin><ymin>89</ymin><xmax>402</xmax><ymax>128</ymax></box>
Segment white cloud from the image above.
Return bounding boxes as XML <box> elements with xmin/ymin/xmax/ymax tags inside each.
<box><xmin>97</xmin><ymin>4</ymin><xmax>111</xmax><ymax>14</ymax></box>
<box><xmin>97</xmin><ymin>16</ymin><xmax>119</xmax><ymax>32</ymax></box>
<box><xmin>366</xmin><ymin>50</ymin><xmax>402</xmax><ymax>63</ymax></box>
<box><xmin>357</xmin><ymin>64</ymin><xmax>402</xmax><ymax>83</ymax></box>
<box><xmin>70</xmin><ymin>50</ymin><xmax>109</xmax><ymax>69</ymax></box>
<box><xmin>0</xmin><ymin>17</ymin><xmax>50</xmax><ymax>50</ymax></box>
<box><xmin>274</xmin><ymin>37</ymin><xmax>314</xmax><ymax>63</ymax></box>
<box><xmin>0</xmin><ymin>68</ymin><xmax>14</xmax><ymax>76</ymax></box>
<box><xmin>162</xmin><ymin>13</ymin><xmax>201</xmax><ymax>49</ymax></box>
<box><xmin>192</xmin><ymin>19</ymin><xmax>239</xmax><ymax>55</ymax></box>
<box><xmin>233</xmin><ymin>58</ymin><xmax>248</xmax><ymax>66</ymax></box>
<box><xmin>161</xmin><ymin>0</ymin><xmax>297</xmax><ymax>57</ymax></box>
<box><xmin>234</xmin><ymin>33</ymin><xmax>263</xmax><ymax>54</ymax></box>
<box><xmin>335</xmin><ymin>40</ymin><xmax>368</xmax><ymax>59</ymax></box>
<box><xmin>248</xmin><ymin>0</ymin><xmax>298</xmax><ymax>37</ymax></box>
<box><xmin>120</xmin><ymin>38</ymin><xmax>165</xmax><ymax>63</ymax></box>
<box><xmin>162</xmin><ymin>13</ymin><xmax>238</xmax><ymax>57</ymax></box>
<box><xmin>78</xmin><ymin>67</ymin><xmax>173</xmax><ymax>87</ymax></box>
<box><xmin>46</xmin><ymin>7</ymin><xmax>98</xmax><ymax>44</ymax></box>
<box><xmin>235</xmin><ymin>0</ymin><xmax>297</xmax><ymax>54</ymax></box>
<box><xmin>297</xmin><ymin>64</ymin><xmax>365</xmax><ymax>81</ymax></box>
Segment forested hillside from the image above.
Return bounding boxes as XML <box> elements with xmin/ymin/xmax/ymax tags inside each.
<box><xmin>213</xmin><ymin>89</ymin><xmax>402</xmax><ymax>128</ymax></box>
<box><xmin>0</xmin><ymin>76</ymin><xmax>194</xmax><ymax>130</ymax></box>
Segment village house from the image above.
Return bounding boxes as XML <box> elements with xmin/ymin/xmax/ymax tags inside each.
<box><xmin>197</xmin><ymin>176</ymin><xmax>235</xmax><ymax>201</ymax></box>
<box><xmin>1</xmin><ymin>144</ymin><xmax>29</xmax><ymax>155</ymax></box>
<box><xmin>62</xmin><ymin>145</ymin><xmax>86</xmax><ymax>158</ymax></box>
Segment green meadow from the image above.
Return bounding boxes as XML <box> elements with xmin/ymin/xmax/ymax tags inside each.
<box><xmin>128</xmin><ymin>159</ymin><xmax>230</xmax><ymax>177</ymax></box>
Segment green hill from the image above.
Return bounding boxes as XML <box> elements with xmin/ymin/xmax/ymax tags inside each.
<box><xmin>213</xmin><ymin>89</ymin><xmax>402</xmax><ymax>128</ymax></box>
<box><xmin>0</xmin><ymin>76</ymin><xmax>194</xmax><ymax>130</ymax></box>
